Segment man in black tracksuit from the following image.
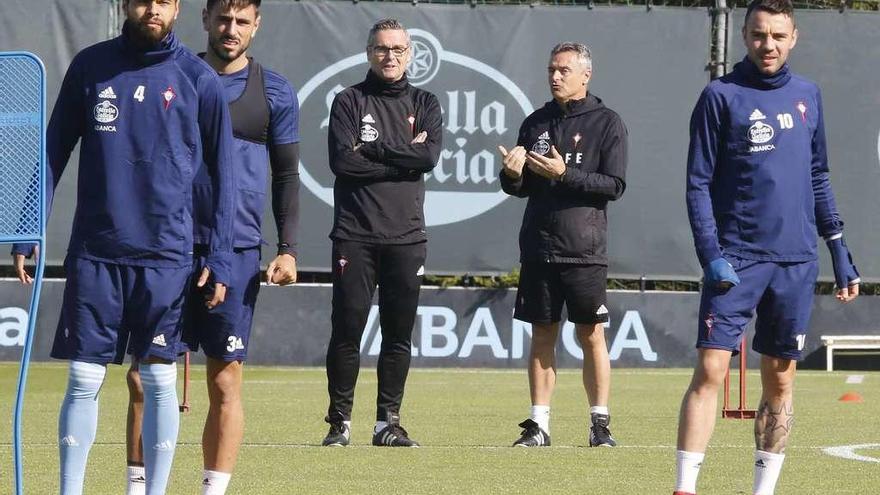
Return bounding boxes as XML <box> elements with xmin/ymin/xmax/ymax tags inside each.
<box><xmin>499</xmin><ymin>42</ymin><xmax>627</xmax><ymax>448</ymax></box>
<box><xmin>322</xmin><ymin>18</ymin><xmax>442</xmax><ymax>448</ymax></box>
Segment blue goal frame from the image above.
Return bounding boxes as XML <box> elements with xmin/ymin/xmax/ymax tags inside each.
<box><xmin>0</xmin><ymin>51</ymin><xmax>47</xmax><ymax>495</ymax></box>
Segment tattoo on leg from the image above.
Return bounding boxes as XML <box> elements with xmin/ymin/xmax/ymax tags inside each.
<box><xmin>754</xmin><ymin>400</ymin><xmax>794</xmax><ymax>453</ymax></box>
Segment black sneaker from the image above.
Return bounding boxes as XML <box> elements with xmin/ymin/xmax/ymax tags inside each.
<box><xmin>372</xmin><ymin>412</ymin><xmax>419</xmax><ymax>447</ymax></box>
<box><xmin>322</xmin><ymin>417</ymin><xmax>350</xmax><ymax>447</ymax></box>
<box><xmin>589</xmin><ymin>413</ymin><xmax>617</xmax><ymax>447</ymax></box>
<box><xmin>512</xmin><ymin>419</ymin><xmax>551</xmax><ymax>447</ymax></box>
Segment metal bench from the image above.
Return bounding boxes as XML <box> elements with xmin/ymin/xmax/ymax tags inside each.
<box><xmin>820</xmin><ymin>335</ymin><xmax>880</xmax><ymax>371</ymax></box>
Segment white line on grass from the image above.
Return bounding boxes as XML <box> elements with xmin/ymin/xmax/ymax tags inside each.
<box><xmin>0</xmin><ymin>442</ymin><xmax>844</xmax><ymax>451</ymax></box>
<box><xmin>845</xmin><ymin>375</ymin><xmax>865</xmax><ymax>384</ymax></box>
<box><xmin>821</xmin><ymin>444</ymin><xmax>880</xmax><ymax>463</ymax></box>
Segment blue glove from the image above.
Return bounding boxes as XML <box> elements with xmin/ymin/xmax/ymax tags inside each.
<box><xmin>704</xmin><ymin>258</ymin><xmax>740</xmax><ymax>289</ymax></box>
<box><xmin>826</xmin><ymin>236</ymin><xmax>860</xmax><ymax>289</ymax></box>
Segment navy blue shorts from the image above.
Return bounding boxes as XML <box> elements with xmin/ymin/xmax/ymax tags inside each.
<box><xmin>514</xmin><ymin>263</ymin><xmax>608</xmax><ymax>325</ymax></box>
<box><xmin>180</xmin><ymin>247</ymin><xmax>260</xmax><ymax>362</ymax></box>
<box><xmin>51</xmin><ymin>257</ymin><xmax>191</xmax><ymax>365</ymax></box>
<box><xmin>697</xmin><ymin>257</ymin><xmax>818</xmax><ymax>360</ymax></box>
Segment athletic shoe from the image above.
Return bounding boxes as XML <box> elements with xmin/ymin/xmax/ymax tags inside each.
<box><xmin>321</xmin><ymin>417</ymin><xmax>350</xmax><ymax>447</ymax></box>
<box><xmin>589</xmin><ymin>413</ymin><xmax>617</xmax><ymax>447</ymax></box>
<box><xmin>372</xmin><ymin>412</ymin><xmax>419</xmax><ymax>447</ymax></box>
<box><xmin>672</xmin><ymin>492</ymin><xmax>696</xmax><ymax>495</ymax></box>
<box><xmin>512</xmin><ymin>419</ymin><xmax>551</xmax><ymax>447</ymax></box>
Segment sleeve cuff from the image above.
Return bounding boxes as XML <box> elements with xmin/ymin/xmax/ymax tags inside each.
<box><xmin>11</xmin><ymin>243</ymin><xmax>35</xmax><ymax>258</ymax></box>
<box><xmin>204</xmin><ymin>251</ymin><xmax>233</xmax><ymax>287</ymax></box>
<box><xmin>276</xmin><ymin>244</ymin><xmax>297</xmax><ymax>257</ymax></box>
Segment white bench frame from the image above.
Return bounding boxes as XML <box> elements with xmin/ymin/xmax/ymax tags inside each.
<box><xmin>820</xmin><ymin>335</ymin><xmax>880</xmax><ymax>371</ymax></box>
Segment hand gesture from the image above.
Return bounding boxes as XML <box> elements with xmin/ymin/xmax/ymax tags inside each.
<box><xmin>526</xmin><ymin>145</ymin><xmax>566</xmax><ymax>180</ymax></box>
<box><xmin>197</xmin><ymin>267</ymin><xmax>227</xmax><ymax>309</ymax></box>
<box><xmin>836</xmin><ymin>283</ymin><xmax>859</xmax><ymax>303</ymax></box>
<box><xmin>497</xmin><ymin>145</ymin><xmax>527</xmax><ymax>179</ymax></box>
<box><xmin>266</xmin><ymin>254</ymin><xmax>298</xmax><ymax>286</ymax></box>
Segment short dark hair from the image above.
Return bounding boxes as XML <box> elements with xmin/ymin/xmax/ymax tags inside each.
<box><xmin>367</xmin><ymin>18</ymin><xmax>409</xmax><ymax>47</ymax></box>
<box><xmin>206</xmin><ymin>0</ymin><xmax>261</xmax><ymax>13</ymax></box>
<box><xmin>744</xmin><ymin>0</ymin><xmax>795</xmax><ymax>24</ymax></box>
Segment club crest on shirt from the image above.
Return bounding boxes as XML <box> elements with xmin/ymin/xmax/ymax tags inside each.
<box><xmin>796</xmin><ymin>101</ymin><xmax>808</xmax><ymax>122</ymax></box>
<box><xmin>532</xmin><ymin>131</ymin><xmax>551</xmax><ymax>155</ymax></box>
<box><xmin>162</xmin><ymin>86</ymin><xmax>176</xmax><ymax>110</ymax></box>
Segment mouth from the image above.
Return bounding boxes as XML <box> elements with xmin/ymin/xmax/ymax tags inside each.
<box><xmin>222</xmin><ymin>38</ymin><xmax>239</xmax><ymax>48</ymax></box>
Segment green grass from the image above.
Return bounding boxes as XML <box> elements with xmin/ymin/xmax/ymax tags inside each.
<box><xmin>1</xmin><ymin>363</ymin><xmax>878</xmax><ymax>494</ymax></box>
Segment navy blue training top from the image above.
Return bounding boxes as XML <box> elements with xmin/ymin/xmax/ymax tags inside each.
<box><xmin>192</xmin><ymin>62</ymin><xmax>299</xmax><ymax>250</ymax></box>
<box><xmin>686</xmin><ymin>57</ymin><xmax>843</xmax><ymax>267</ymax></box>
<box><xmin>33</xmin><ymin>24</ymin><xmax>237</xmax><ymax>282</ymax></box>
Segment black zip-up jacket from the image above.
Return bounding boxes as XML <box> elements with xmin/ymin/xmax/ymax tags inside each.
<box><xmin>328</xmin><ymin>71</ymin><xmax>442</xmax><ymax>244</ymax></box>
<box><xmin>500</xmin><ymin>94</ymin><xmax>627</xmax><ymax>265</ymax></box>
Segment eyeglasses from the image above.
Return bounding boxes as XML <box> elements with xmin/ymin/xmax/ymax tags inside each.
<box><xmin>370</xmin><ymin>45</ymin><xmax>409</xmax><ymax>58</ymax></box>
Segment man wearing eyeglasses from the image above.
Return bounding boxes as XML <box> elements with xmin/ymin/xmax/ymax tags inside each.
<box><xmin>321</xmin><ymin>18</ymin><xmax>442</xmax><ymax>448</ymax></box>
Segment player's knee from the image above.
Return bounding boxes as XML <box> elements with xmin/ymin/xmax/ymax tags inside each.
<box><xmin>530</xmin><ymin>327</ymin><xmax>558</xmax><ymax>350</ymax></box>
<box><xmin>127</xmin><ymin>367</ymin><xmax>144</xmax><ymax>401</ymax></box>
<box><xmin>208</xmin><ymin>361</ymin><xmax>242</xmax><ymax>403</ymax></box>
<box><xmin>693</xmin><ymin>357</ymin><xmax>730</xmax><ymax>389</ymax></box>
<box><xmin>576</xmin><ymin>323</ymin><xmax>607</xmax><ymax>348</ymax></box>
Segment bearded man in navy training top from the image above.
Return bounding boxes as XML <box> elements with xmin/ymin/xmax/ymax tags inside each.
<box><xmin>123</xmin><ymin>1</ymin><xmax>300</xmax><ymax>494</ymax></box>
<box><xmin>673</xmin><ymin>1</ymin><xmax>860</xmax><ymax>494</ymax></box>
<box><xmin>12</xmin><ymin>0</ymin><xmax>236</xmax><ymax>494</ymax></box>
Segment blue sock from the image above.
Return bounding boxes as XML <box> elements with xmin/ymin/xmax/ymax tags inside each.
<box><xmin>59</xmin><ymin>361</ymin><xmax>106</xmax><ymax>495</ymax></box>
<box><xmin>139</xmin><ymin>362</ymin><xmax>180</xmax><ymax>495</ymax></box>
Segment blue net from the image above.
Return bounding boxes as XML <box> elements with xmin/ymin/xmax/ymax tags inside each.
<box><xmin>0</xmin><ymin>54</ymin><xmax>43</xmax><ymax>240</ymax></box>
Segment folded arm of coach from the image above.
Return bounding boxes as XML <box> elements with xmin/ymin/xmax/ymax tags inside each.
<box><xmin>327</xmin><ymin>81</ymin><xmax>442</xmax><ymax>181</ymax></box>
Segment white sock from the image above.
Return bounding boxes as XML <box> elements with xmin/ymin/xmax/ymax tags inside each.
<box><xmin>529</xmin><ymin>405</ymin><xmax>550</xmax><ymax>434</ymax></box>
<box><xmin>126</xmin><ymin>465</ymin><xmax>145</xmax><ymax>495</ymax></box>
<box><xmin>590</xmin><ymin>406</ymin><xmax>609</xmax><ymax>420</ymax></box>
<box><xmin>674</xmin><ymin>450</ymin><xmax>705</xmax><ymax>494</ymax></box>
<box><xmin>201</xmin><ymin>469</ymin><xmax>232</xmax><ymax>495</ymax></box>
<box><xmin>343</xmin><ymin>420</ymin><xmax>352</xmax><ymax>437</ymax></box>
<box><xmin>753</xmin><ymin>450</ymin><xmax>785</xmax><ymax>495</ymax></box>
<box><xmin>374</xmin><ymin>421</ymin><xmax>388</xmax><ymax>434</ymax></box>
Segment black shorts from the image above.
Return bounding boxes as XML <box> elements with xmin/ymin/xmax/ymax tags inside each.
<box><xmin>514</xmin><ymin>262</ymin><xmax>608</xmax><ymax>325</ymax></box>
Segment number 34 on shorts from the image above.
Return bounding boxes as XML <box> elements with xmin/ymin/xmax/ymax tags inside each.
<box><xmin>226</xmin><ymin>336</ymin><xmax>245</xmax><ymax>353</ymax></box>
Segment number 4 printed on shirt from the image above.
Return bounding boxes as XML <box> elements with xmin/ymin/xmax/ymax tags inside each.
<box><xmin>133</xmin><ymin>85</ymin><xmax>145</xmax><ymax>103</ymax></box>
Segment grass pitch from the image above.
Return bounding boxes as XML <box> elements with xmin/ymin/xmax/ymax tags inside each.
<box><xmin>1</xmin><ymin>363</ymin><xmax>877</xmax><ymax>494</ymax></box>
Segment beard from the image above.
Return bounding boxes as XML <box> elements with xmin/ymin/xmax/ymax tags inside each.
<box><xmin>128</xmin><ymin>16</ymin><xmax>173</xmax><ymax>46</ymax></box>
<box><xmin>208</xmin><ymin>33</ymin><xmax>250</xmax><ymax>63</ymax></box>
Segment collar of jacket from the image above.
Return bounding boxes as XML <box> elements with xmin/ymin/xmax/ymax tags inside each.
<box><xmin>548</xmin><ymin>93</ymin><xmax>603</xmax><ymax>117</ymax></box>
<box><xmin>363</xmin><ymin>69</ymin><xmax>409</xmax><ymax>97</ymax></box>
<box><xmin>119</xmin><ymin>20</ymin><xmax>178</xmax><ymax>66</ymax></box>
<box><xmin>732</xmin><ymin>56</ymin><xmax>791</xmax><ymax>89</ymax></box>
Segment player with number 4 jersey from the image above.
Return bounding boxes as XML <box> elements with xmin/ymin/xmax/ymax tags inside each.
<box><xmin>123</xmin><ymin>1</ymin><xmax>300</xmax><ymax>494</ymax></box>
